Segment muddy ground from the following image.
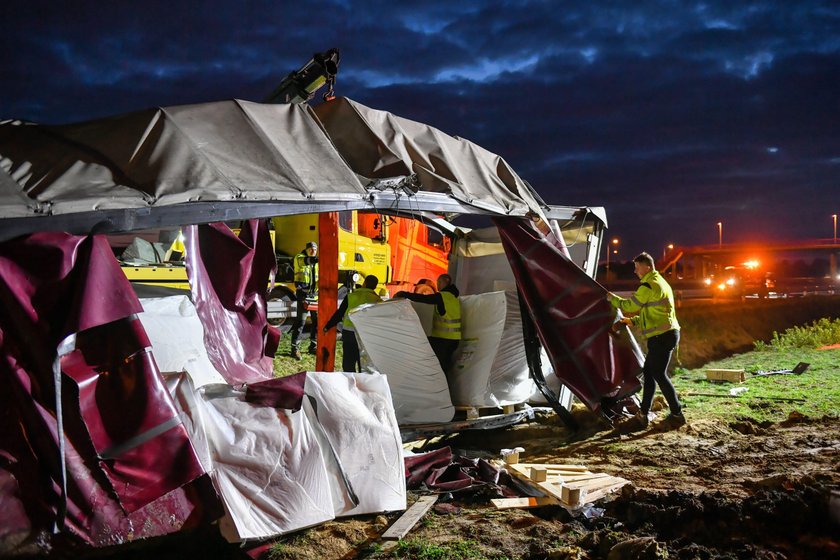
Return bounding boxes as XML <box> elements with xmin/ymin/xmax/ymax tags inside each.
<box><xmin>261</xmin><ymin>406</ymin><xmax>839</xmax><ymax>560</ymax></box>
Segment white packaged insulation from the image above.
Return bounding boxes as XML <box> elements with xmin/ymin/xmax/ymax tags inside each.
<box><xmin>137</xmin><ymin>295</ymin><xmax>227</xmax><ymax>387</ymax></box>
<box><xmin>350</xmin><ymin>299</ymin><xmax>455</xmax><ymax>424</ymax></box>
<box><xmin>202</xmin><ymin>385</ymin><xmax>335</xmax><ymax>542</ymax></box>
<box><xmin>449</xmin><ymin>291</ymin><xmax>535</xmax><ymax>407</ymax></box>
<box><xmin>145</xmin><ymin>295</ymin><xmax>407</xmax><ymax>540</ymax></box>
<box><xmin>303</xmin><ymin>372</ymin><xmax>406</xmax><ymax>517</ymax></box>
<box><xmin>166</xmin><ymin>372</ymin><xmax>405</xmax><ymax>542</ymax></box>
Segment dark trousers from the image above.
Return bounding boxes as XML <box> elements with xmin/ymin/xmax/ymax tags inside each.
<box><xmin>341</xmin><ymin>329</ymin><xmax>361</xmax><ymax>372</ymax></box>
<box><xmin>640</xmin><ymin>329</ymin><xmax>682</xmax><ymax>415</ymax></box>
<box><xmin>429</xmin><ymin>337</ymin><xmax>459</xmax><ymax>373</ymax></box>
<box><xmin>289</xmin><ymin>289</ymin><xmax>318</xmax><ymax>351</ymax></box>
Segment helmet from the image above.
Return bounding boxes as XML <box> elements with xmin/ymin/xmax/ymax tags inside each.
<box><xmin>306</xmin><ymin>241</ymin><xmax>318</xmax><ymax>250</ymax></box>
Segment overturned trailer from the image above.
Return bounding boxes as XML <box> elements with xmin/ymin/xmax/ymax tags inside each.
<box><xmin>0</xmin><ymin>96</ymin><xmax>643</xmax><ymax>552</ymax></box>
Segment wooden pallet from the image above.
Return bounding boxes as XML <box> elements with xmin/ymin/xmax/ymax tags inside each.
<box><xmin>455</xmin><ymin>404</ymin><xmax>518</xmax><ymax>420</ymax></box>
<box><xmin>504</xmin><ymin>462</ymin><xmax>629</xmax><ymax>508</ymax></box>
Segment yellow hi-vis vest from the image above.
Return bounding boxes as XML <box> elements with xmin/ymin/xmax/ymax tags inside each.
<box><xmin>610</xmin><ymin>270</ymin><xmax>680</xmax><ymax>339</ymax></box>
<box><xmin>343</xmin><ymin>288</ymin><xmax>382</xmax><ymax>331</ymax></box>
<box><xmin>293</xmin><ymin>252</ymin><xmax>318</xmax><ymax>287</ymax></box>
<box><xmin>431</xmin><ymin>291</ymin><xmax>461</xmax><ymax>340</ymax></box>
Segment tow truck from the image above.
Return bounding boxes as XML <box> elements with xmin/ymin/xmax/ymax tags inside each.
<box><xmin>706</xmin><ymin>260</ymin><xmax>775</xmax><ymax>299</ymax></box>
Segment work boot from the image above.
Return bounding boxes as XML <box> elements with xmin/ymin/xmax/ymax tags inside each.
<box><xmin>290</xmin><ymin>348</ymin><xmax>302</xmax><ymax>361</ymax></box>
<box><xmin>616</xmin><ymin>411</ymin><xmax>648</xmax><ymax>433</ymax></box>
<box><xmin>662</xmin><ymin>412</ymin><xmax>687</xmax><ymax>428</ymax></box>
<box><xmin>307</xmin><ymin>345</ymin><xmax>317</xmax><ymax>355</ymax></box>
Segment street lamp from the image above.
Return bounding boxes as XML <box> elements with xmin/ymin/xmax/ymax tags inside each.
<box><xmin>833</xmin><ymin>214</ymin><xmax>837</xmax><ymax>244</ymax></box>
<box><xmin>606</xmin><ymin>237</ymin><xmax>619</xmax><ymax>279</ymax></box>
<box><xmin>663</xmin><ymin>243</ymin><xmax>674</xmax><ymax>261</ymax></box>
<box><xmin>717</xmin><ymin>222</ymin><xmax>722</xmax><ymax>248</ymax></box>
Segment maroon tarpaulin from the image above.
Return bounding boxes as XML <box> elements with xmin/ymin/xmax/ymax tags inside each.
<box><xmin>245</xmin><ymin>373</ymin><xmax>307</xmax><ymax>411</ymax></box>
<box><xmin>0</xmin><ymin>233</ymin><xmax>212</xmax><ymax>548</ymax></box>
<box><xmin>404</xmin><ymin>447</ymin><xmax>520</xmax><ymax>497</ymax></box>
<box><xmin>184</xmin><ymin>220</ymin><xmax>280</xmax><ymax>386</ymax></box>
<box><xmin>494</xmin><ymin>217</ymin><xmax>642</xmax><ymax>412</ymax></box>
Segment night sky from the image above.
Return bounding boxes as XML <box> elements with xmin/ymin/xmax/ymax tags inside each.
<box><xmin>2</xmin><ymin>1</ymin><xmax>839</xmax><ymax>259</ymax></box>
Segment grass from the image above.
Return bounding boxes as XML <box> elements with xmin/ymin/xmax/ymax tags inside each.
<box><xmin>672</xmin><ymin>319</ymin><xmax>840</xmax><ymax>423</ymax></box>
<box><xmin>272</xmin><ymin>326</ymin><xmax>344</xmax><ymax>377</ymax></box>
<box><xmin>753</xmin><ymin>317</ymin><xmax>840</xmax><ymax>351</ymax></box>
<box><xmin>387</xmin><ymin>538</ymin><xmax>502</xmax><ymax>560</ymax></box>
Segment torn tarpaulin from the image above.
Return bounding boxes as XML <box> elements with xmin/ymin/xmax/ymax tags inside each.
<box><xmin>494</xmin><ymin>217</ymin><xmax>643</xmax><ymax>413</ymax></box>
<box><xmin>185</xmin><ymin>220</ymin><xmax>280</xmax><ymax>386</ymax></box>
<box><xmin>245</xmin><ymin>373</ymin><xmax>307</xmax><ymax>411</ymax></box>
<box><xmin>0</xmin><ymin>233</ymin><xmax>211</xmax><ymax>547</ymax></box>
<box><xmin>405</xmin><ymin>447</ymin><xmax>520</xmax><ymax>498</ymax></box>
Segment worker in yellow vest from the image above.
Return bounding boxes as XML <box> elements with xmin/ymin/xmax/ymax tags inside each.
<box><xmin>289</xmin><ymin>241</ymin><xmax>319</xmax><ymax>360</ymax></box>
<box><xmin>608</xmin><ymin>251</ymin><xmax>684</xmax><ymax>430</ymax></box>
<box><xmin>395</xmin><ymin>273</ymin><xmax>461</xmax><ymax>373</ymax></box>
<box><xmin>323</xmin><ymin>275</ymin><xmax>383</xmax><ymax>372</ymax></box>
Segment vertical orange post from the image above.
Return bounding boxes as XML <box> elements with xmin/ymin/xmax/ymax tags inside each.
<box><xmin>316</xmin><ymin>212</ymin><xmax>338</xmax><ymax>372</ymax></box>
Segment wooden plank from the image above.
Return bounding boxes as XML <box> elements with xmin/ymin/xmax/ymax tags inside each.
<box><xmin>553</xmin><ymin>472</ymin><xmax>611</xmax><ymax>483</ymax></box>
<box><xmin>537</xmin><ymin>481</ymin><xmax>568</xmax><ymax>504</ymax></box>
<box><xmin>568</xmin><ymin>476</ymin><xmax>626</xmax><ymax>492</ymax></box>
<box><xmin>705</xmin><ymin>368</ymin><xmax>745</xmax><ymax>383</ymax></box>
<box><xmin>491</xmin><ymin>497</ymin><xmax>555</xmax><ymax>510</ymax></box>
<box><xmin>515</xmin><ymin>463</ymin><xmax>590</xmax><ymax>472</ymax></box>
<box><xmin>578</xmin><ymin>480</ymin><xmax>630</xmax><ymax>505</ymax></box>
<box><xmin>551</xmin><ymin>476</ymin><xmax>628</xmax><ymax>507</ymax></box>
<box><xmin>510</xmin><ymin>464</ymin><xmax>590</xmax><ymax>478</ymax></box>
<box><xmin>381</xmin><ymin>496</ymin><xmax>439</xmax><ymax>541</ymax></box>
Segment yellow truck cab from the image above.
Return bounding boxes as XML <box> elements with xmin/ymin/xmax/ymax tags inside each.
<box><xmin>272</xmin><ymin>212</ymin><xmax>391</xmax><ymax>292</ymax></box>
<box><xmin>115</xmin><ymin>211</ymin><xmax>451</xmax><ymax>323</ymax></box>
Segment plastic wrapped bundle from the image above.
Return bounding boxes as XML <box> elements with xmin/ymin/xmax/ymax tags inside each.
<box><xmin>303</xmin><ymin>372</ymin><xmax>406</xmax><ymax>516</ymax></box>
<box><xmin>450</xmin><ymin>291</ymin><xmax>535</xmax><ymax>407</ymax></box>
<box><xmin>351</xmin><ymin>299</ymin><xmax>455</xmax><ymax>424</ymax></box>
<box><xmin>201</xmin><ymin>386</ymin><xmax>334</xmax><ymax>542</ymax></box>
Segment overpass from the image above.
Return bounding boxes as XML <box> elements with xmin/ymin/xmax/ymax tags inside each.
<box><xmin>660</xmin><ymin>238</ymin><xmax>840</xmax><ymax>279</ymax></box>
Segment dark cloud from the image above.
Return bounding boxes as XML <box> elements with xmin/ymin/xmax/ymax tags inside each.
<box><xmin>1</xmin><ymin>0</ymin><xmax>839</xmax><ymax>258</ymax></box>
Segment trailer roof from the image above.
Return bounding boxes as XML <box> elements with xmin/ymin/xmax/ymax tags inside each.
<box><xmin>0</xmin><ymin>97</ymin><xmax>598</xmax><ymax>241</ymax></box>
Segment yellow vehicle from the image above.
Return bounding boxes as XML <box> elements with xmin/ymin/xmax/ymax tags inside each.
<box><xmin>272</xmin><ymin>212</ymin><xmax>390</xmax><ymax>291</ymax></box>
<box><xmin>116</xmin><ymin>210</ymin><xmax>451</xmax><ymax>322</ymax></box>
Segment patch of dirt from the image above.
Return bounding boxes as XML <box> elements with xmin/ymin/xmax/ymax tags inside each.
<box><xmin>262</xmin><ymin>410</ymin><xmax>840</xmax><ymax>560</ymax></box>
<box><xmin>266</xmin><ymin>519</ymin><xmax>380</xmax><ymax>560</ymax></box>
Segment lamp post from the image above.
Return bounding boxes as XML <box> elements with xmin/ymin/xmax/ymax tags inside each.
<box><xmin>833</xmin><ymin>214</ymin><xmax>837</xmax><ymax>244</ymax></box>
<box><xmin>717</xmin><ymin>222</ymin><xmax>722</xmax><ymax>248</ymax></box>
<box><xmin>606</xmin><ymin>237</ymin><xmax>619</xmax><ymax>279</ymax></box>
<box><xmin>662</xmin><ymin>243</ymin><xmax>674</xmax><ymax>261</ymax></box>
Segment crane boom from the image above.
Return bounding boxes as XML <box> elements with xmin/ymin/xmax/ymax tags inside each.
<box><xmin>263</xmin><ymin>48</ymin><xmax>340</xmax><ymax>104</ymax></box>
